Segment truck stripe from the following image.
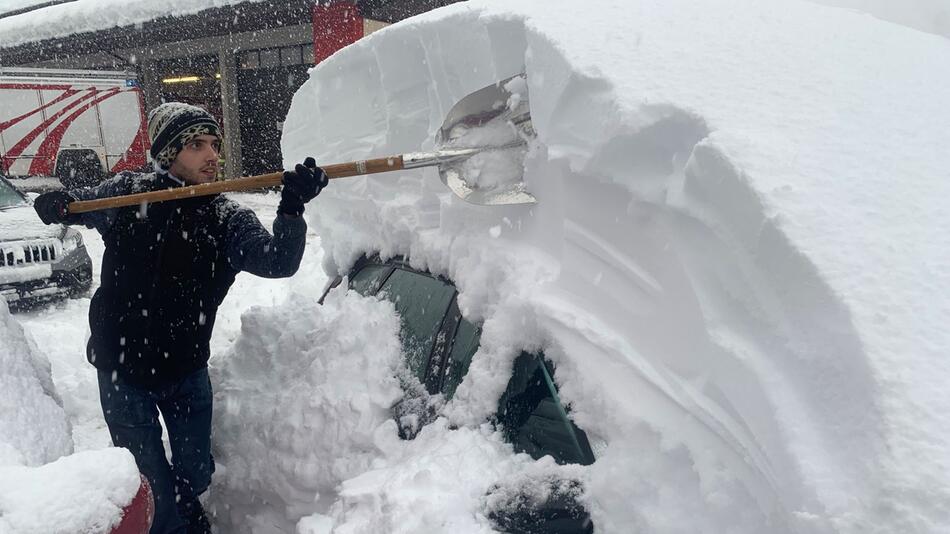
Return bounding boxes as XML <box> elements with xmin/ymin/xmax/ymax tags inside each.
<box><xmin>2</xmin><ymin>87</ymin><xmax>101</xmax><ymax>173</ymax></box>
<box><xmin>30</xmin><ymin>87</ymin><xmax>123</xmax><ymax>175</ymax></box>
<box><xmin>0</xmin><ymin>89</ymin><xmax>79</xmax><ymax>133</ymax></box>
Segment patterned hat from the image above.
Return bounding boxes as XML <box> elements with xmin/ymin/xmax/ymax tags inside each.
<box><xmin>147</xmin><ymin>102</ymin><xmax>222</xmax><ymax>170</ymax></box>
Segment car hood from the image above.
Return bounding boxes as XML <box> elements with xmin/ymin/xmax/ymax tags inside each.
<box><xmin>0</xmin><ymin>204</ymin><xmax>61</xmax><ymax>242</ymax></box>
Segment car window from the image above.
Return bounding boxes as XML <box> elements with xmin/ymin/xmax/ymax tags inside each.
<box><xmin>0</xmin><ymin>178</ymin><xmax>27</xmax><ymax>209</ymax></box>
<box><xmin>377</xmin><ymin>268</ymin><xmax>456</xmax><ymax>383</ymax></box>
<box><xmin>348</xmin><ymin>263</ymin><xmax>393</xmax><ymax>295</ymax></box>
<box><xmin>497</xmin><ymin>352</ymin><xmax>596</xmax><ymax>466</ymax></box>
<box><xmin>348</xmin><ymin>258</ymin><xmax>596</xmax><ymax>467</ymax></box>
<box><xmin>441</xmin><ymin>317</ymin><xmax>480</xmax><ymax>400</ymax></box>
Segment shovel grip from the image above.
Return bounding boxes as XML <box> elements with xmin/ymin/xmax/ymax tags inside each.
<box><xmin>322</xmin><ymin>156</ymin><xmax>405</xmax><ymax>178</ymax></box>
<box><xmin>66</xmin><ymin>156</ymin><xmax>407</xmax><ymax>214</ymax></box>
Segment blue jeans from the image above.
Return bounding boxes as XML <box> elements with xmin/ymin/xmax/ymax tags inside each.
<box><xmin>98</xmin><ymin>367</ymin><xmax>214</xmax><ymax>534</ymax></box>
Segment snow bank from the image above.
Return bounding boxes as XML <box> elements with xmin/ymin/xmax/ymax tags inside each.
<box><xmin>208</xmin><ymin>290</ymin><xmax>404</xmax><ymax>532</ymax></box>
<box><xmin>0</xmin><ymin>297</ymin><xmax>72</xmax><ymax>466</ymax></box>
<box><xmin>0</xmin><ymin>448</ymin><xmax>141</xmax><ymax>534</ymax></box>
<box><xmin>274</xmin><ymin>0</ymin><xmax>950</xmax><ymax>532</ymax></box>
<box><xmin>0</xmin><ymin>301</ymin><xmax>142</xmax><ymax>533</ymax></box>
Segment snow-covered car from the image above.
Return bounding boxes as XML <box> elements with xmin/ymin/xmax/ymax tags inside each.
<box><xmin>324</xmin><ymin>255</ymin><xmax>597</xmax><ymax>533</ymax></box>
<box><xmin>210</xmin><ymin>0</ymin><xmax>949</xmax><ymax>532</ymax></box>
<box><xmin>0</xmin><ymin>175</ymin><xmax>92</xmax><ymax>309</ymax></box>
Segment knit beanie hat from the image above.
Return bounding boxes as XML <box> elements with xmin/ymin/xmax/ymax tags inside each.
<box><xmin>147</xmin><ymin>102</ymin><xmax>222</xmax><ymax>170</ymax></box>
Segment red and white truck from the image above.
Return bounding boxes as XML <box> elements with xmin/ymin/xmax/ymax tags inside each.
<box><xmin>0</xmin><ymin>67</ymin><xmax>149</xmax><ymax>188</ymax></box>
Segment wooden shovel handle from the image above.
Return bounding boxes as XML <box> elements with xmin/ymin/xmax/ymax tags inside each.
<box><xmin>67</xmin><ymin>156</ymin><xmax>406</xmax><ymax>214</ymax></box>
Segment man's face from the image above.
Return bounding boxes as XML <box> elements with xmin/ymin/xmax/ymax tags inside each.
<box><xmin>169</xmin><ymin>134</ymin><xmax>221</xmax><ymax>185</ymax></box>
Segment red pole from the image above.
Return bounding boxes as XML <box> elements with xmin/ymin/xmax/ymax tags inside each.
<box><xmin>312</xmin><ymin>1</ymin><xmax>364</xmax><ymax>65</ymax></box>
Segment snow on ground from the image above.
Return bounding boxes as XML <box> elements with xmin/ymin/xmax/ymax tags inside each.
<box><xmin>269</xmin><ymin>0</ymin><xmax>949</xmax><ymax>532</ymax></box>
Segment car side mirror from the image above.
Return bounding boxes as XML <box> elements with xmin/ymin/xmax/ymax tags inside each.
<box><xmin>26</xmin><ymin>192</ymin><xmax>39</xmax><ymax>201</ymax></box>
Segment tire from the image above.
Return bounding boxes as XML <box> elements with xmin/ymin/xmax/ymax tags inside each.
<box><xmin>55</xmin><ymin>149</ymin><xmax>104</xmax><ymax>189</ymax></box>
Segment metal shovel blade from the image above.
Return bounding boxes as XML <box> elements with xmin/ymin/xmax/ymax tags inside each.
<box><xmin>67</xmin><ymin>76</ymin><xmax>541</xmax><ymax>215</ymax></box>
<box><xmin>436</xmin><ymin>74</ymin><xmax>537</xmax><ymax>205</ymax></box>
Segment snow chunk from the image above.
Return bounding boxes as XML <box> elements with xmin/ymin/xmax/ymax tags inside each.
<box><xmin>326</xmin><ymin>419</ymin><xmax>568</xmax><ymax>534</ymax></box>
<box><xmin>208</xmin><ymin>289</ymin><xmax>404</xmax><ymax>532</ymax></box>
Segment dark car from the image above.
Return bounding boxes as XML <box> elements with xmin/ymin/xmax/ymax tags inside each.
<box><xmin>323</xmin><ymin>255</ymin><xmax>596</xmax><ymax>534</ymax></box>
<box><xmin>0</xmin><ymin>175</ymin><xmax>93</xmax><ymax>310</ymax></box>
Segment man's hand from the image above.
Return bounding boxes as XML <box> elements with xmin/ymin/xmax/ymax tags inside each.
<box><xmin>33</xmin><ymin>190</ymin><xmax>76</xmax><ymax>225</ymax></box>
<box><xmin>279</xmin><ymin>157</ymin><xmax>328</xmax><ymax>216</ymax></box>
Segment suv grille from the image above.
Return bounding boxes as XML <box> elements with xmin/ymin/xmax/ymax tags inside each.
<box><xmin>0</xmin><ymin>239</ymin><xmax>59</xmax><ymax>267</ymax></box>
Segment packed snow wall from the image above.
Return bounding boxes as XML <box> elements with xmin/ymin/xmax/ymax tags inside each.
<box><xmin>242</xmin><ymin>0</ymin><xmax>950</xmax><ymax>531</ymax></box>
<box><xmin>0</xmin><ymin>298</ymin><xmax>72</xmax><ymax>467</ymax></box>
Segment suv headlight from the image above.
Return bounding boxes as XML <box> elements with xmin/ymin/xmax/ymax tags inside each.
<box><xmin>61</xmin><ymin>227</ymin><xmax>84</xmax><ymax>253</ymax></box>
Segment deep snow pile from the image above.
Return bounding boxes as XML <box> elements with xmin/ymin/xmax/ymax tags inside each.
<box><xmin>0</xmin><ymin>448</ymin><xmax>141</xmax><ymax>534</ymax></box>
<box><xmin>274</xmin><ymin>0</ymin><xmax>950</xmax><ymax>532</ymax></box>
<box><xmin>0</xmin><ymin>297</ymin><xmax>72</xmax><ymax>467</ymax></box>
<box><xmin>0</xmin><ymin>299</ymin><xmax>143</xmax><ymax>533</ymax></box>
<box><xmin>208</xmin><ymin>290</ymin><xmax>405</xmax><ymax>532</ymax></box>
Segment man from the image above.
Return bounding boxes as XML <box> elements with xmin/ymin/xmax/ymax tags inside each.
<box><xmin>33</xmin><ymin>102</ymin><xmax>327</xmax><ymax>534</ymax></box>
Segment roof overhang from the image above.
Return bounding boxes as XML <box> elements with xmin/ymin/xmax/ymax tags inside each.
<box><xmin>0</xmin><ymin>0</ymin><xmax>464</xmax><ymax>67</ymax></box>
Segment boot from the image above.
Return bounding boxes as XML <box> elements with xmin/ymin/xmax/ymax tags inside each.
<box><xmin>177</xmin><ymin>499</ymin><xmax>211</xmax><ymax>534</ymax></box>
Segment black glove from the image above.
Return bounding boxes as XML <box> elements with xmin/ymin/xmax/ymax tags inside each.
<box><xmin>279</xmin><ymin>157</ymin><xmax>328</xmax><ymax>216</ymax></box>
<box><xmin>33</xmin><ymin>190</ymin><xmax>77</xmax><ymax>225</ymax></box>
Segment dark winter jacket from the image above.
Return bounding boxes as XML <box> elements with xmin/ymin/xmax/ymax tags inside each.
<box><xmin>70</xmin><ymin>171</ymin><xmax>306</xmax><ymax>387</ymax></box>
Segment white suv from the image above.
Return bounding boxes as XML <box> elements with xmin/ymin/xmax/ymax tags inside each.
<box><xmin>0</xmin><ymin>175</ymin><xmax>92</xmax><ymax>310</ymax></box>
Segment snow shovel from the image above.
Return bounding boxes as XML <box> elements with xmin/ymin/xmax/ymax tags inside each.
<box><xmin>66</xmin><ymin>74</ymin><xmax>537</xmax><ymax>215</ymax></box>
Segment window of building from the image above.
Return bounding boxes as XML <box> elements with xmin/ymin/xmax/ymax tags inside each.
<box><xmin>240</xmin><ymin>50</ymin><xmax>259</xmax><ymax>69</ymax></box>
<box><xmin>281</xmin><ymin>46</ymin><xmax>302</xmax><ymax>66</ymax></box>
<box><xmin>259</xmin><ymin>48</ymin><xmax>280</xmax><ymax>68</ymax></box>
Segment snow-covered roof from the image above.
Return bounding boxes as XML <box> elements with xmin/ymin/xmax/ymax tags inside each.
<box><xmin>0</xmin><ymin>0</ymin><xmax>270</xmax><ymax>49</ymax></box>
<box><xmin>0</xmin><ymin>0</ymin><xmax>60</xmax><ymax>17</ymax></box>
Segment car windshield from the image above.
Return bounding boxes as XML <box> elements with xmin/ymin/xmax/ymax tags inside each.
<box><xmin>0</xmin><ymin>179</ymin><xmax>27</xmax><ymax>209</ymax></box>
